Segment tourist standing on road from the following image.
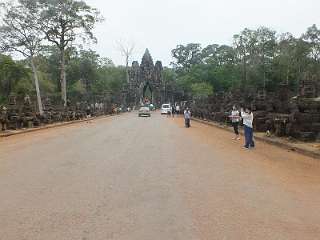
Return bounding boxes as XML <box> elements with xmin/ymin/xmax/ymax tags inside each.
<box><xmin>229</xmin><ymin>105</ymin><xmax>241</xmax><ymax>140</ymax></box>
<box><xmin>241</xmin><ymin>107</ymin><xmax>255</xmax><ymax>149</ymax></box>
<box><xmin>171</xmin><ymin>105</ymin><xmax>176</xmax><ymax>118</ymax></box>
<box><xmin>176</xmin><ymin>104</ymin><xmax>180</xmax><ymax>115</ymax></box>
<box><xmin>184</xmin><ymin>108</ymin><xmax>191</xmax><ymax>128</ymax></box>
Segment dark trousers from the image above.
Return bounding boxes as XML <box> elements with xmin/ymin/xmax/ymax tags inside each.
<box><xmin>1</xmin><ymin>122</ymin><xmax>5</xmax><ymax>131</ymax></box>
<box><xmin>232</xmin><ymin>122</ymin><xmax>239</xmax><ymax>135</ymax></box>
<box><xmin>244</xmin><ymin>125</ymin><xmax>255</xmax><ymax>148</ymax></box>
<box><xmin>185</xmin><ymin>118</ymin><xmax>190</xmax><ymax>128</ymax></box>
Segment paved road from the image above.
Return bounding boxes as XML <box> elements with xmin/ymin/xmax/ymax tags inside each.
<box><xmin>1</xmin><ymin>112</ymin><xmax>320</xmax><ymax>240</ymax></box>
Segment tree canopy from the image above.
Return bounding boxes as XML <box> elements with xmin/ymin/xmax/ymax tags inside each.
<box><xmin>170</xmin><ymin>25</ymin><xmax>320</xmax><ymax>101</ymax></box>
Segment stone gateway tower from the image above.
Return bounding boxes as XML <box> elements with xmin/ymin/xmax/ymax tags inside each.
<box><xmin>128</xmin><ymin>49</ymin><xmax>163</xmax><ymax>107</ymax></box>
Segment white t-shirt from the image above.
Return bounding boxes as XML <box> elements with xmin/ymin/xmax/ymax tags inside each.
<box><xmin>184</xmin><ymin>110</ymin><xmax>191</xmax><ymax>119</ymax></box>
<box><xmin>241</xmin><ymin>111</ymin><xmax>254</xmax><ymax>128</ymax></box>
<box><xmin>231</xmin><ymin>110</ymin><xmax>240</xmax><ymax>123</ymax></box>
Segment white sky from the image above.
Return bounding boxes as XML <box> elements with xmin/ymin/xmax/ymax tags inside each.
<box><xmin>84</xmin><ymin>0</ymin><xmax>320</xmax><ymax>66</ymax></box>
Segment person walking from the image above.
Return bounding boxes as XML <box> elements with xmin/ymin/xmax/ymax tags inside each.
<box><xmin>184</xmin><ymin>108</ymin><xmax>191</xmax><ymax>128</ymax></box>
<box><xmin>229</xmin><ymin>105</ymin><xmax>241</xmax><ymax>140</ymax></box>
<box><xmin>176</xmin><ymin>104</ymin><xmax>180</xmax><ymax>115</ymax></box>
<box><xmin>171</xmin><ymin>105</ymin><xmax>176</xmax><ymax>118</ymax></box>
<box><xmin>241</xmin><ymin>107</ymin><xmax>255</xmax><ymax>149</ymax></box>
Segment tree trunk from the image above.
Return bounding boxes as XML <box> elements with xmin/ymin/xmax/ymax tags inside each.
<box><xmin>30</xmin><ymin>57</ymin><xmax>44</xmax><ymax>115</ymax></box>
<box><xmin>263</xmin><ymin>63</ymin><xmax>266</xmax><ymax>90</ymax></box>
<box><xmin>242</xmin><ymin>57</ymin><xmax>247</xmax><ymax>89</ymax></box>
<box><xmin>60</xmin><ymin>49</ymin><xmax>67</xmax><ymax>106</ymax></box>
<box><xmin>262</xmin><ymin>53</ymin><xmax>266</xmax><ymax>90</ymax></box>
<box><xmin>126</xmin><ymin>55</ymin><xmax>129</xmax><ymax>84</ymax></box>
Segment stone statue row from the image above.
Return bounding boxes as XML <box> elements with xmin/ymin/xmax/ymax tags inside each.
<box><xmin>191</xmin><ymin>73</ymin><xmax>320</xmax><ymax>142</ymax></box>
<box><xmin>0</xmin><ymin>95</ymin><xmax>115</xmax><ymax>131</ymax></box>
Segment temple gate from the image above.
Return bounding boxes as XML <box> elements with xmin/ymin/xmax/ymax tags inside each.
<box><xmin>128</xmin><ymin>49</ymin><xmax>164</xmax><ymax>107</ymax></box>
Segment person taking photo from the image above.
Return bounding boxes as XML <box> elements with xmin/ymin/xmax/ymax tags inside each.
<box><xmin>241</xmin><ymin>107</ymin><xmax>255</xmax><ymax>149</ymax></box>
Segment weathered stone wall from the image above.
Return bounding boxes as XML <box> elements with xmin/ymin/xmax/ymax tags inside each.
<box><xmin>192</xmin><ymin>75</ymin><xmax>320</xmax><ymax>142</ymax></box>
<box><xmin>0</xmin><ymin>95</ymin><xmax>115</xmax><ymax>131</ymax></box>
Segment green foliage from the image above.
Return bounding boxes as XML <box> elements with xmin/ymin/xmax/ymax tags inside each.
<box><xmin>12</xmin><ymin>77</ymin><xmax>34</xmax><ymax>95</ymax></box>
<box><xmin>163</xmin><ymin>67</ymin><xmax>177</xmax><ymax>84</ymax></box>
<box><xmin>70</xmin><ymin>80</ymin><xmax>86</xmax><ymax>95</ymax></box>
<box><xmin>0</xmin><ymin>54</ymin><xmax>31</xmax><ymax>101</ymax></box>
<box><xmin>171</xmin><ymin>43</ymin><xmax>202</xmax><ymax>70</ymax></box>
<box><xmin>171</xmin><ymin>25</ymin><xmax>320</xmax><ymax>100</ymax></box>
<box><xmin>38</xmin><ymin>0</ymin><xmax>103</xmax><ymax>46</ymax></box>
<box><xmin>93</xmin><ymin>66</ymin><xmax>126</xmax><ymax>95</ymax></box>
<box><xmin>191</xmin><ymin>82</ymin><xmax>213</xmax><ymax>99</ymax></box>
<box><xmin>0</xmin><ymin>48</ymin><xmax>126</xmax><ymax>104</ymax></box>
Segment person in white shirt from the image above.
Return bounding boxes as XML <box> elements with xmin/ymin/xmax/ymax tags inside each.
<box><xmin>184</xmin><ymin>108</ymin><xmax>191</xmax><ymax>128</ymax></box>
<box><xmin>229</xmin><ymin>105</ymin><xmax>241</xmax><ymax>140</ymax></box>
<box><xmin>241</xmin><ymin>107</ymin><xmax>255</xmax><ymax>149</ymax></box>
<box><xmin>176</xmin><ymin>105</ymin><xmax>180</xmax><ymax>115</ymax></box>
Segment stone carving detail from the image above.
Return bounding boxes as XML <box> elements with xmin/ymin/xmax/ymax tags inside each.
<box><xmin>0</xmin><ymin>95</ymin><xmax>114</xmax><ymax>132</ymax></box>
<box><xmin>140</xmin><ymin>49</ymin><xmax>154</xmax><ymax>84</ymax></box>
<box><xmin>299</xmin><ymin>73</ymin><xmax>318</xmax><ymax>98</ymax></box>
<box><xmin>154</xmin><ymin>61</ymin><xmax>163</xmax><ymax>87</ymax></box>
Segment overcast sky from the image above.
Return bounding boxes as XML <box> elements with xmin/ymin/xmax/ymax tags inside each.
<box><xmin>85</xmin><ymin>0</ymin><xmax>320</xmax><ymax>66</ymax></box>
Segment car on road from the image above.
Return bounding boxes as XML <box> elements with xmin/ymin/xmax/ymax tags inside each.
<box><xmin>161</xmin><ymin>104</ymin><xmax>171</xmax><ymax>114</ymax></box>
<box><xmin>138</xmin><ymin>106</ymin><xmax>151</xmax><ymax>117</ymax></box>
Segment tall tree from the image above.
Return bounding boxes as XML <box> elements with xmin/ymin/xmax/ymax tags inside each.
<box><xmin>117</xmin><ymin>40</ymin><xmax>135</xmax><ymax>84</ymax></box>
<box><xmin>303</xmin><ymin>24</ymin><xmax>320</xmax><ymax>75</ymax></box>
<box><xmin>37</xmin><ymin>0</ymin><xmax>103</xmax><ymax>105</ymax></box>
<box><xmin>233</xmin><ymin>29</ymin><xmax>255</xmax><ymax>88</ymax></box>
<box><xmin>171</xmin><ymin>43</ymin><xmax>202</xmax><ymax>71</ymax></box>
<box><xmin>274</xmin><ymin>33</ymin><xmax>296</xmax><ymax>85</ymax></box>
<box><xmin>0</xmin><ymin>0</ymin><xmax>45</xmax><ymax>114</ymax></box>
<box><xmin>255</xmin><ymin>27</ymin><xmax>276</xmax><ymax>89</ymax></box>
<box><xmin>303</xmin><ymin>24</ymin><xmax>320</xmax><ymax>62</ymax></box>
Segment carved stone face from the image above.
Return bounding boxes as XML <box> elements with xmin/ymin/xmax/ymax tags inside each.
<box><xmin>24</xmin><ymin>95</ymin><xmax>31</xmax><ymax>105</ymax></box>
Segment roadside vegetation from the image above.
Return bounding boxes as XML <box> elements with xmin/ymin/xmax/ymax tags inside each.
<box><xmin>169</xmin><ymin>25</ymin><xmax>320</xmax><ymax>99</ymax></box>
<box><xmin>1</xmin><ymin>0</ymin><xmax>320</xmax><ymax>106</ymax></box>
<box><xmin>0</xmin><ymin>0</ymin><xmax>126</xmax><ymax>110</ymax></box>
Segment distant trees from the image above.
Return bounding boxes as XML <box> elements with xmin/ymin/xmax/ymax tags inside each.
<box><xmin>0</xmin><ymin>55</ymin><xmax>31</xmax><ymax>102</ymax></box>
<box><xmin>191</xmin><ymin>82</ymin><xmax>213</xmax><ymax>99</ymax></box>
<box><xmin>0</xmin><ymin>0</ymin><xmax>126</xmax><ymax>107</ymax></box>
<box><xmin>0</xmin><ymin>0</ymin><xmax>103</xmax><ymax>107</ymax></box>
<box><xmin>171</xmin><ymin>25</ymin><xmax>320</xmax><ymax>100</ymax></box>
<box><xmin>171</xmin><ymin>43</ymin><xmax>202</xmax><ymax>70</ymax></box>
<box><xmin>38</xmin><ymin>0</ymin><xmax>103</xmax><ymax>105</ymax></box>
<box><xmin>0</xmin><ymin>48</ymin><xmax>126</xmax><ymax>106</ymax></box>
<box><xmin>0</xmin><ymin>0</ymin><xmax>45</xmax><ymax>114</ymax></box>
<box><xmin>1</xmin><ymin>2</ymin><xmax>320</xmax><ymax>108</ymax></box>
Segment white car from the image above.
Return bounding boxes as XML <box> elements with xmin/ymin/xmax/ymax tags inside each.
<box><xmin>161</xmin><ymin>104</ymin><xmax>171</xmax><ymax>114</ymax></box>
<box><xmin>138</xmin><ymin>106</ymin><xmax>151</xmax><ymax>117</ymax></box>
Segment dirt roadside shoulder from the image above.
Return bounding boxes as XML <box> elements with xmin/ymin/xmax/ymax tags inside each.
<box><xmin>192</xmin><ymin>117</ymin><xmax>320</xmax><ymax>159</ymax></box>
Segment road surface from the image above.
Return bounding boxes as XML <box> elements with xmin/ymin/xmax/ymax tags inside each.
<box><xmin>1</xmin><ymin>112</ymin><xmax>320</xmax><ymax>239</ymax></box>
